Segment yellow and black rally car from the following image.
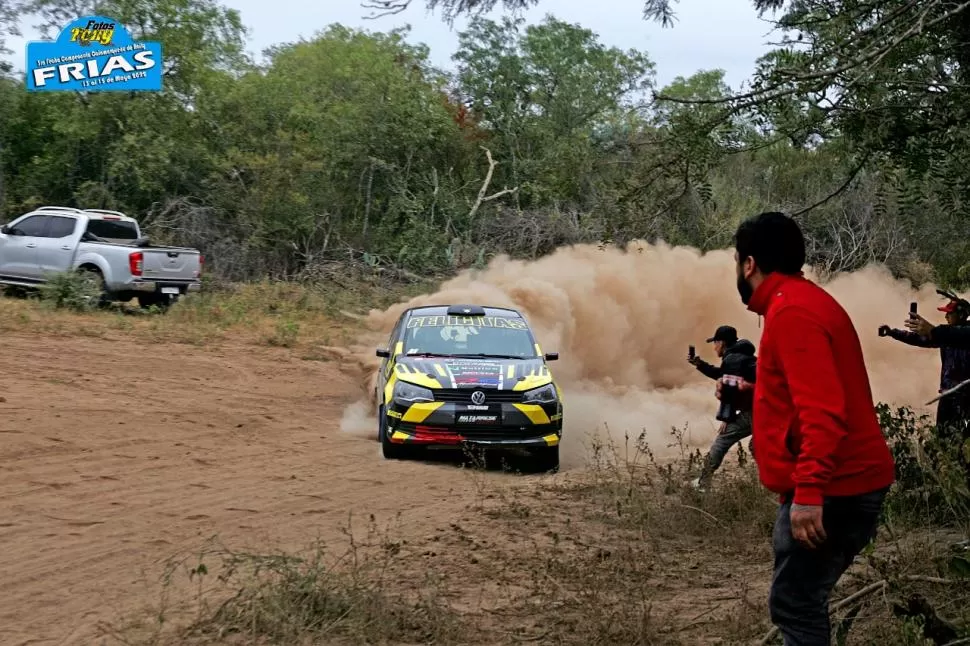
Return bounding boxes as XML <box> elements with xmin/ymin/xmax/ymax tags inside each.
<box><xmin>375</xmin><ymin>304</ymin><xmax>563</xmax><ymax>472</ymax></box>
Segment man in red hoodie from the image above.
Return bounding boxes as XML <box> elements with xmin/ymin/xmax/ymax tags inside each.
<box><xmin>719</xmin><ymin>211</ymin><xmax>896</xmax><ymax>645</ymax></box>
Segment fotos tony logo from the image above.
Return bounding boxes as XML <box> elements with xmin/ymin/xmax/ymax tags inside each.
<box><xmin>70</xmin><ymin>19</ymin><xmax>115</xmax><ymax>46</ymax></box>
<box><xmin>25</xmin><ymin>15</ymin><xmax>163</xmax><ymax>92</ymax></box>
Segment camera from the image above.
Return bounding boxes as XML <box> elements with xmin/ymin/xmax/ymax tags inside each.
<box><xmin>910</xmin><ymin>302</ymin><xmax>918</xmax><ymax>316</ymax></box>
<box><xmin>688</xmin><ymin>345</ymin><xmax>695</xmax><ymax>360</ymax></box>
<box><xmin>716</xmin><ymin>376</ymin><xmax>740</xmax><ymax>423</ymax></box>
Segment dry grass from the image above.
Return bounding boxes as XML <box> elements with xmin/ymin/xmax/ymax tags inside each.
<box><xmin>101</xmin><ymin>423</ymin><xmax>970</xmax><ymax>646</ymax></box>
<box><xmin>0</xmin><ymin>278</ymin><xmax>423</xmax><ymax>350</ymax></box>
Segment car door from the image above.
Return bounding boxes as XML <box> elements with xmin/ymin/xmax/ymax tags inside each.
<box><xmin>0</xmin><ymin>214</ymin><xmax>51</xmax><ymax>278</ymax></box>
<box><xmin>34</xmin><ymin>215</ymin><xmax>79</xmax><ymax>275</ymax></box>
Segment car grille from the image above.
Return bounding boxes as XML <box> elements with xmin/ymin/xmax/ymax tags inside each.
<box><xmin>434</xmin><ymin>388</ymin><xmax>523</xmax><ymax>403</ymax></box>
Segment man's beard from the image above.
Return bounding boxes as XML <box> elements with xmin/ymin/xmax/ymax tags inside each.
<box><xmin>737</xmin><ymin>274</ymin><xmax>754</xmax><ymax>305</ymax></box>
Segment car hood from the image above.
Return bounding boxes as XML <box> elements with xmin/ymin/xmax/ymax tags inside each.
<box><xmin>394</xmin><ymin>355</ymin><xmax>553</xmax><ymax>391</ymax></box>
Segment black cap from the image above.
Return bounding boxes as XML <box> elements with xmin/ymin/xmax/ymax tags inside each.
<box><xmin>706</xmin><ymin>325</ymin><xmax>738</xmax><ymax>344</ymax></box>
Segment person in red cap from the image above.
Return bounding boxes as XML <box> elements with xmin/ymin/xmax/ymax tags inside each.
<box><xmin>879</xmin><ymin>293</ymin><xmax>970</xmax><ymax>438</ymax></box>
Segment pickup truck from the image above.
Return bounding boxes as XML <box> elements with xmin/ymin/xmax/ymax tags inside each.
<box><xmin>0</xmin><ymin>206</ymin><xmax>202</xmax><ymax>308</ymax></box>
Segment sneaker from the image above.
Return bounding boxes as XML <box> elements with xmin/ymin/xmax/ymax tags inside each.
<box><xmin>690</xmin><ymin>477</ymin><xmax>707</xmax><ymax>492</ymax></box>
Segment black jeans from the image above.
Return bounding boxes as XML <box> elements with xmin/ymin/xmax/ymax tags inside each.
<box><xmin>768</xmin><ymin>486</ymin><xmax>889</xmax><ymax>645</ymax></box>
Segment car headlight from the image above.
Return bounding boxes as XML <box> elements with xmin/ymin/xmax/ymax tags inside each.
<box><xmin>522</xmin><ymin>383</ymin><xmax>557</xmax><ymax>404</ymax></box>
<box><xmin>393</xmin><ymin>380</ymin><xmax>434</xmax><ymax>403</ymax></box>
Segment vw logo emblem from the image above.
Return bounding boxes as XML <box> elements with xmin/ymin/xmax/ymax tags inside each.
<box><xmin>470</xmin><ymin>390</ymin><xmax>486</xmax><ymax>405</ymax></box>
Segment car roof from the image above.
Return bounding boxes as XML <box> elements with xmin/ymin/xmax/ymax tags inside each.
<box><xmin>403</xmin><ymin>304</ymin><xmax>524</xmax><ymax>318</ymax></box>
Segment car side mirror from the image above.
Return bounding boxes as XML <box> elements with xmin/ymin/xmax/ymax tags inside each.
<box><xmin>376</xmin><ymin>348</ymin><xmax>391</xmax><ymax>358</ymax></box>
<box><xmin>0</xmin><ymin>225</ymin><xmax>8</xmax><ymax>234</ymax></box>
<box><xmin>544</xmin><ymin>352</ymin><xmax>559</xmax><ymax>361</ymax></box>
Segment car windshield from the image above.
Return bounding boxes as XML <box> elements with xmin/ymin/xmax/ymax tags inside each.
<box><xmin>402</xmin><ymin>315</ymin><xmax>538</xmax><ymax>358</ymax></box>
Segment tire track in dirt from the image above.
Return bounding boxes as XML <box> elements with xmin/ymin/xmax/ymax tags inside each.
<box><xmin>0</xmin><ymin>333</ymin><xmax>514</xmax><ymax>646</ymax></box>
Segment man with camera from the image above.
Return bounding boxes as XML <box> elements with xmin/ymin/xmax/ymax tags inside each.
<box><xmin>688</xmin><ymin>325</ymin><xmax>757</xmax><ymax>490</ymax></box>
<box><xmin>725</xmin><ymin>211</ymin><xmax>895</xmax><ymax>646</ymax></box>
<box><xmin>879</xmin><ymin>292</ymin><xmax>970</xmax><ymax>438</ymax></box>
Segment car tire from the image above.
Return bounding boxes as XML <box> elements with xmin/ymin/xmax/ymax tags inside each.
<box><xmin>379</xmin><ymin>408</ymin><xmax>412</xmax><ymax>460</ymax></box>
<box><xmin>531</xmin><ymin>445</ymin><xmax>560</xmax><ymax>474</ymax></box>
<box><xmin>377</xmin><ymin>403</ymin><xmax>386</xmax><ymax>442</ymax></box>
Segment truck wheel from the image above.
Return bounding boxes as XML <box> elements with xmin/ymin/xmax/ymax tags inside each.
<box><xmin>530</xmin><ymin>445</ymin><xmax>560</xmax><ymax>474</ymax></box>
<box><xmin>79</xmin><ymin>268</ymin><xmax>108</xmax><ymax>308</ymax></box>
<box><xmin>138</xmin><ymin>293</ymin><xmax>176</xmax><ymax>311</ymax></box>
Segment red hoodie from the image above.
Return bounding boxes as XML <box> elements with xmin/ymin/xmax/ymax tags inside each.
<box><xmin>747</xmin><ymin>272</ymin><xmax>895</xmax><ymax>506</ymax></box>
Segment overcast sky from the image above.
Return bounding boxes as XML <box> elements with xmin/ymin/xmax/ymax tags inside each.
<box><xmin>3</xmin><ymin>0</ymin><xmax>780</xmax><ymax>90</ymax></box>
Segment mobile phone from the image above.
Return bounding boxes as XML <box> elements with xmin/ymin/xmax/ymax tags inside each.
<box><xmin>910</xmin><ymin>302</ymin><xmax>918</xmax><ymax>316</ymax></box>
<box><xmin>688</xmin><ymin>345</ymin><xmax>695</xmax><ymax>359</ymax></box>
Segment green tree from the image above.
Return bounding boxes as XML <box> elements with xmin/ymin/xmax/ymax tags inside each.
<box><xmin>453</xmin><ymin>14</ymin><xmax>654</xmax><ymax>207</ymax></box>
<box><xmin>200</xmin><ymin>25</ymin><xmax>473</xmax><ymax>275</ymax></box>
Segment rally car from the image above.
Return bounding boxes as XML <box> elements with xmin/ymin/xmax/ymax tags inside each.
<box><xmin>374</xmin><ymin>304</ymin><xmax>563</xmax><ymax>472</ymax></box>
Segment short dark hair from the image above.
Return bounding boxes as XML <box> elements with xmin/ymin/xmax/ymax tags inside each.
<box><xmin>734</xmin><ymin>211</ymin><xmax>805</xmax><ymax>275</ymax></box>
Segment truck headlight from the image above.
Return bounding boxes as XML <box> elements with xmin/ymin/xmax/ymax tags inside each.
<box><xmin>393</xmin><ymin>381</ymin><xmax>433</xmax><ymax>403</ymax></box>
<box><xmin>522</xmin><ymin>383</ymin><xmax>557</xmax><ymax>404</ymax></box>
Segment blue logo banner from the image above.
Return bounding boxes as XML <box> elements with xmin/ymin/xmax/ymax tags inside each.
<box><xmin>25</xmin><ymin>15</ymin><xmax>163</xmax><ymax>92</ymax></box>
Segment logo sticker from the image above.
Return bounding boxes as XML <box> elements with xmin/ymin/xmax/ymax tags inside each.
<box><xmin>457</xmin><ymin>415</ymin><xmax>497</xmax><ymax>423</ymax></box>
<box><xmin>26</xmin><ymin>15</ymin><xmax>163</xmax><ymax>92</ymax></box>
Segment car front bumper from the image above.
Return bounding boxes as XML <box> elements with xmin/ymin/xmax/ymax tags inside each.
<box><xmin>385</xmin><ymin>398</ymin><xmax>562</xmax><ymax>448</ymax></box>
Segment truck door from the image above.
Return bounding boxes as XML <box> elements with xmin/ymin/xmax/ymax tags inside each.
<box><xmin>0</xmin><ymin>214</ymin><xmax>51</xmax><ymax>279</ymax></box>
<box><xmin>34</xmin><ymin>215</ymin><xmax>79</xmax><ymax>275</ymax></box>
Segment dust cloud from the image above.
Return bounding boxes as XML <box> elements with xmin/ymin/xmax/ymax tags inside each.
<box><xmin>344</xmin><ymin>240</ymin><xmax>950</xmax><ymax>469</ymax></box>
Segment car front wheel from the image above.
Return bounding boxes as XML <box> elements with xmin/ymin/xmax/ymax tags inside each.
<box><xmin>530</xmin><ymin>445</ymin><xmax>560</xmax><ymax>473</ymax></box>
<box><xmin>379</xmin><ymin>407</ymin><xmax>412</xmax><ymax>460</ymax></box>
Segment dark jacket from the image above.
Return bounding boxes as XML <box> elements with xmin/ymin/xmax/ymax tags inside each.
<box><xmin>694</xmin><ymin>339</ymin><xmax>758</xmax><ymax>413</ymax></box>
<box><xmin>885</xmin><ymin>324</ymin><xmax>970</xmax><ymax>391</ymax></box>
<box><xmin>929</xmin><ymin>323</ymin><xmax>970</xmax><ymax>351</ymax></box>
<box><xmin>694</xmin><ymin>339</ymin><xmax>758</xmax><ymax>384</ymax></box>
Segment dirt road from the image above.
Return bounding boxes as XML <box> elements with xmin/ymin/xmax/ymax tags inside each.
<box><xmin>0</xmin><ymin>333</ymin><xmax>511</xmax><ymax>645</ymax></box>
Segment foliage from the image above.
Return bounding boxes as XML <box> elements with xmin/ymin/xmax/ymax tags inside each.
<box><xmin>876</xmin><ymin>403</ymin><xmax>970</xmax><ymax>532</ymax></box>
<box><xmin>3</xmin><ymin>0</ymin><xmax>970</xmax><ymax>285</ymax></box>
<box><xmin>35</xmin><ymin>269</ymin><xmax>104</xmax><ymax>312</ymax></box>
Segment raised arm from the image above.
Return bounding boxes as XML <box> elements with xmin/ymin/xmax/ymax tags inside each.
<box><xmin>692</xmin><ymin>358</ymin><xmax>722</xmax><ymax>380</ymax></box>
<box><xmin>882</xmin><ymin>326</ymin><xmax>938</xmax><ymax>348</ymax></box>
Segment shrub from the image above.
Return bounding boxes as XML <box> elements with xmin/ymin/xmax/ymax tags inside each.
<box><xmin>36</xmin><ymin>270</ymin><xmax>103</xmax><ymax>312</ymax></box>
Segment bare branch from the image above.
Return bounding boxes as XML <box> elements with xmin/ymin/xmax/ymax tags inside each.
<box><xmin>361</xmin><ymin>0</ymin><xmax>412</xmax><ymax>19</ymax></box>
<box><xmin>792</xmin><ymin>153</ymin><xmax>871</xmax><ymax>217</ymax></box>
<box><xmin>467</xmin><ymin>147</ymin><xmax>518</xmax><ymax>221</ymax></box>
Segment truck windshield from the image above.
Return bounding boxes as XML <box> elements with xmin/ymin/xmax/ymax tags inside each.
<box><xmin>402</xmin><ymin>316</ymin><xmax>538</xmax><ymax>358</ymax></box>
<box><xmin>86</xmin><ymin>219</ymin><xmax>138</xmax><ymax>240</ymax></box>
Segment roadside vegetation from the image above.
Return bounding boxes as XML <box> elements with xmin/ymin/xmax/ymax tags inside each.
<box><xmin>95</xmin><ymin>395</ymin><xmax>969</xmax><ymax>646</ymax></box>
